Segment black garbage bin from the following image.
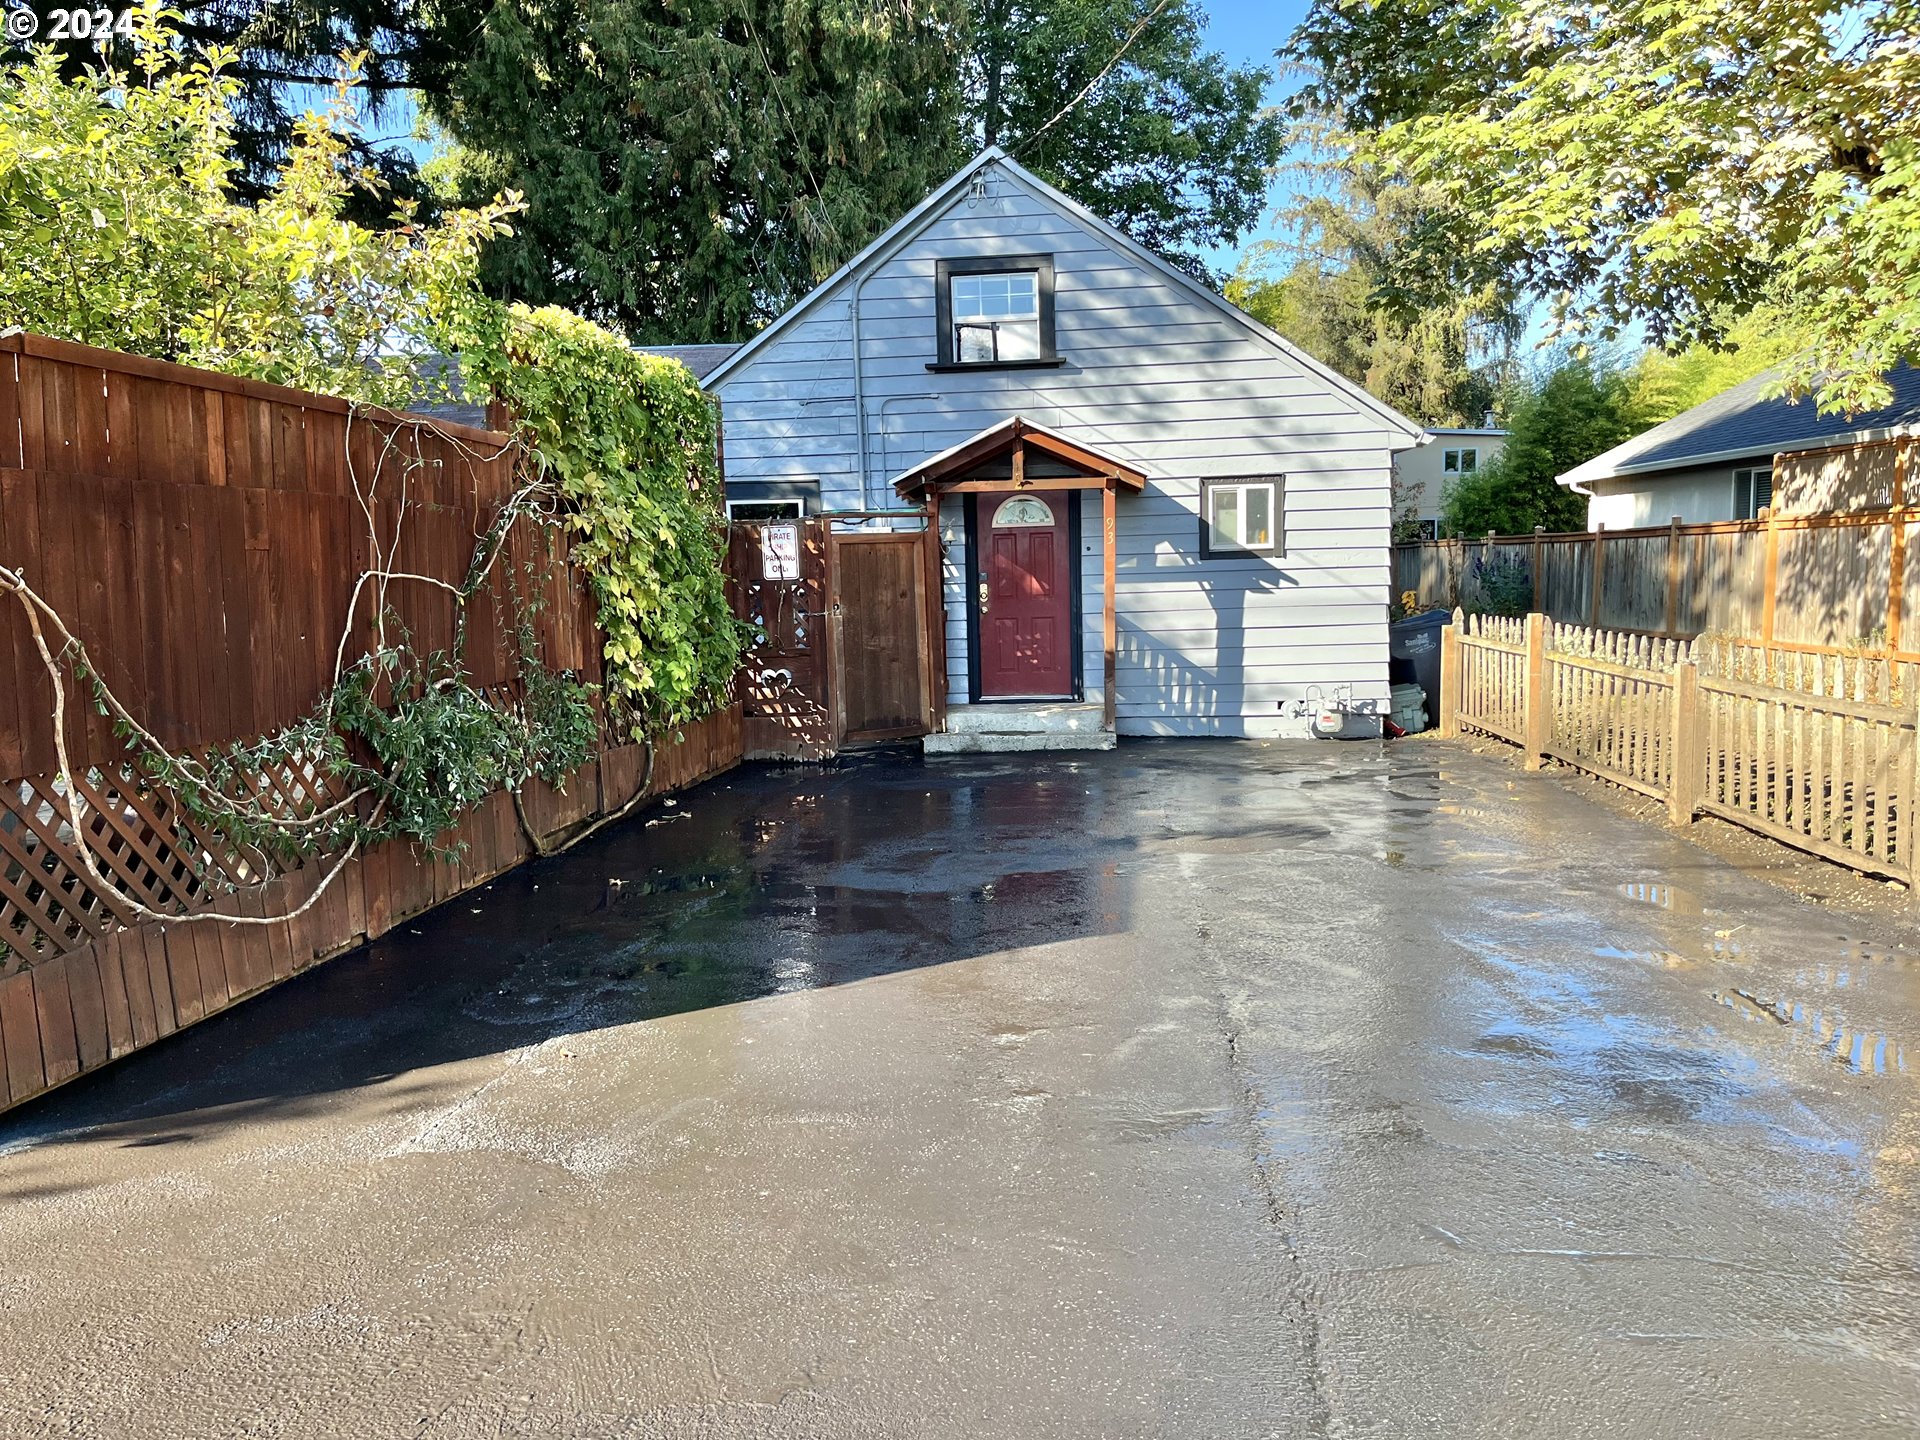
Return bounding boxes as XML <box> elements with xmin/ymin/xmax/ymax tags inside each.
<box><xmin>1389</xmin><ymin>609</ymin><xmax>1452</xmax><ymax>733</ymax></box>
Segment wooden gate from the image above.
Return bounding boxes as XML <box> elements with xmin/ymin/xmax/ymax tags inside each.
<box><xmin>832</xmin><ymin>529</ymin><xmax>938</xmax><ymax>743</ymax></box>
<box><xmin>728</xmin><ymin>517</ymin><xmax>940</xmax><ymax>757</ymax></box>
<box><xmin>730</xmin><ymin>518</ymin><xmax>835</xmax><ymax>759</ymax></box>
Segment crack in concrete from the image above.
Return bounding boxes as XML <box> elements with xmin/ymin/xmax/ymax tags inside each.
<box><xmin>1193</xmin><ymin>910</ymin><xmax>1335</xmax><ymax>1440</ymax></box>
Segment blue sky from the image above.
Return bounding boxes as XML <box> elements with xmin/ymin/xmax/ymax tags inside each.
<box><xmin>1198</xmin><ymin>0</ymin><xmax>1317</xmax><ymax>277</ymax></box>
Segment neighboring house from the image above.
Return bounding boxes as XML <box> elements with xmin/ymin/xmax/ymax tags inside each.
<box><xmin>635</xmin><ymin>344</ymin><xmax>742</xmax><ymax>384</ymax></box>
<box><xmin>404</xmin><ymin>352</ymin><xmax>491</xmax><ymax>430</ymax></box>
<box><xmin>701</xmin><ymin>148</ymin><xmax>1426</xmax><ymax>739</ymax></box>
<box><xmin>1560</xmin><ymin>363</ymin><xmax>1920</xmax><ymax>529</ymax></box>
<box><xmin>1392</xmin><ymin>424</ymin><xmax>1507</xmax><ymax>538</ymax></box>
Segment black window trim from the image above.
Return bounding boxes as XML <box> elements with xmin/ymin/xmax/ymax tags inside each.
<box><xmin>931</xmin><ymin>254</ymin><xmax>1060</xmax><ymax>370</ymax></box>
<box><xmin>725</xmin><ymin>498</ymin><xmax>806</xmax><ymax>521</ymax></box>
<box><xmin>1733</xmin><ymin>464</ymin><xmax>1774</xmax><ymax>520</ymax></box>
<box><xmin>1198</xmin><ymin>475</ymin><xmax>1285</xmax><ymax>559</ymax></box>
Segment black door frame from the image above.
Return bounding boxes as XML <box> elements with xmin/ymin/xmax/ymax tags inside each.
<box><xmin>962</xmin><ymin>490</ymin><xmax>1085</xmax><ymax>704</ymax></box>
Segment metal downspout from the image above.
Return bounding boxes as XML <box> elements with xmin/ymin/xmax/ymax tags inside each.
<box><xmin>852</xmin><ymin>273</ymin><xmax>872</xmax><ymax>512</ymax></box>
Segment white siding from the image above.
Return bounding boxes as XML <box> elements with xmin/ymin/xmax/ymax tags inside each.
<box><xmin>1585</xmin><ymin>466</ymin><xmax>1743</xmax><ymax>529</ymax></box>
<box><xmin>715</xmin><ymin>161</ymin><xmax>1413</xmax><ymax>738</ymax></box>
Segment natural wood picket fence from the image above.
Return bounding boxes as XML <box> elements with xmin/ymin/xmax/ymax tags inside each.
<box><xmin>1441</xmin><ymin>611</ymin><xmax>1920</xmax><ymax>887</ymax></box>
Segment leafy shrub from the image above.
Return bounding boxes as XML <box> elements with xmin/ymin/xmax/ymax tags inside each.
<box><xmin>0</xmin><ymin>8</ymin><xmax>518</xmax><ymax>406</ymax></box>
<box><xmin>1467</xmin><ymin>551</ymin><xmax>1532</xmax><ymax>618</ymax></box>
<box><xmin>2</xmin><ymin>10</ymin><xmax>741</xmax><ymax>866</ymax></box>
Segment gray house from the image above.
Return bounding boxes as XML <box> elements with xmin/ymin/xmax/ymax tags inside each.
<box><xmin>704</xmin><ymin>149</ymin><xmax>1426</xmax><ymax>740</ymax></box>
<box><xmin>1561</xmin><ymin>363</ymin><xmax>1920</xmax><ymax>529</ymax></box>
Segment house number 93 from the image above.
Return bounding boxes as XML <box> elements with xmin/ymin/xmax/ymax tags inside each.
<box><xmin>6</xmin><ymin>6</ymin><xmax>136</xmax><ymax>42</ymax></box>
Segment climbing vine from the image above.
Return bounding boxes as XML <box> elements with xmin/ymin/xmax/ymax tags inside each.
<box><xmin>457</xmin><ymin>304</ymin><xmax>745</xmax><ymax>733</ymax></box>
<box><xmin>0</xmin><ymin>19</ymin><xmax>740</xmax><ymax>940</ymax></box>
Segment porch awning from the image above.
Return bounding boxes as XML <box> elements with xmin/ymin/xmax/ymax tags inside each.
<box><xmin>890</xmin><ymin>416</ymin><xmax>1148</xmax><ymax>501</ymax></box>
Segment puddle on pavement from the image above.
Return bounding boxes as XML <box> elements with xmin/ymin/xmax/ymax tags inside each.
<box><xmin>1712</xmin><ymin>987</ymin><xmax>1910</xmax><ymax>1076</ymax></box>
<box><xmin>1616</xmin><ymin>881</ymin><xmax>1711</xmax><ymax>916</ymax></box>
<box><xmin>1146</xmin><ymin>821</ymin><xmax>1332</xmax><ymax>856</ymax></box>
<box><xmin>1592</xmin><ymin>943</ymin><xmax>1694</xmax><ymax>970</ymax></box>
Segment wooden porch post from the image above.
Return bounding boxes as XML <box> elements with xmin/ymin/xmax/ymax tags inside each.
<box><xmin>923</xmin><ymin>491</ymin><xmax>947</xmax><ymax>734</ymax></box>
<box><xmin>1102</xmin><ymin>481</ymin><xmax>1117</xmax><ymax>731</ymax></box>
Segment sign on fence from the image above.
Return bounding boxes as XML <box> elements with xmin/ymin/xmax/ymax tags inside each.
<box><xmin>760</xmin><ymin>522</ymin><xmax>801</xmax><ymax>581</ymax></box>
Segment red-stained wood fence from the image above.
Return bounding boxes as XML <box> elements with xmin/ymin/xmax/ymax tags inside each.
<box><xmin>0</xmin><ymin>332</ymin><xmax>742</xmax><ymax>1112</ymax></box>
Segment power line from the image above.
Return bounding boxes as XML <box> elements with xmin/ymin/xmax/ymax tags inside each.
<box><xmin>1013</xmin><ymin>0</ymin><xmax>1176</xmax><ymax>155</ymax></box>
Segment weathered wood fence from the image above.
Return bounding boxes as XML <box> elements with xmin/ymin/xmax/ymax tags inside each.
<box><xmin>728</xmin><ymin>513</ymin><xmax>944</xmax><ymax>760</ymax></box>
<box><xmin>1442</xmin><ymin>612</ymin><xmax>1920</xmax><ymax>886</ymax></box>
<box><xmin>1398</xmin><ymin>435</ymin><xmax>1920</xmax><ymax>656</ymax></box>
<box><xmin>0</xmin><ymin>332</ymin><xmax>742</xmax><ymax>1112</ymax></box>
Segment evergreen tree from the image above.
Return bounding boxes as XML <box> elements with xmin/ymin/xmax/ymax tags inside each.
<box><xmin>1441</xmin><ymin>356</ymin><xmax>1635</xmax><ymax>537</ymax></box>
<box><xmin>148</xmin><ymin>1</ymin><xmax>450</xmax><ymax>210</ymax></box>
<box><xmin>969</xmin><ymin>0</ymin><xmax>1286</xmax><ymax>278</ymax></box>
<box><xmin>420</xmin><ymin>0</ymin><xmax>967</xmax><ymax>342</ymax></box>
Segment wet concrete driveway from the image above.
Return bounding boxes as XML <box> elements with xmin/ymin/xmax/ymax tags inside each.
<box><xmin>4</xmin><ymin>741</ymin><xmax>1919</xmax><ymax>1437</ymax></box>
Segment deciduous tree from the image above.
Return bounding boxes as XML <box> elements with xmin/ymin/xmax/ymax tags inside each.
<box><xmin>1318</xmin><ymin>0</ymin><xmax>1920</xmax><ymax>413</ymax></box>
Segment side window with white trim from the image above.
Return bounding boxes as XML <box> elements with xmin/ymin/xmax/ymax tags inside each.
<box><xmin>1733</xmin><ymin>466</ymin><xmax>1773</xmax><ymax>520</ymax></box>
<box><xmin>1200</xmin><ymin>477</ymin><xmax>1283</xmax><ymax>558</ymax></box>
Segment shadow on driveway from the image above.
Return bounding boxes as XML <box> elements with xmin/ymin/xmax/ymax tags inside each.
<box><xmin>0</xmin><ymin>746</ymin><xmax>1168</xmax><ymax>1148</ymax></box>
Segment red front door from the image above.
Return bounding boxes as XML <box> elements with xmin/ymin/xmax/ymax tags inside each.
<box><xmin>978</xmin><ymin>492</ymin><xmax>1074</xmax><ymax>698</ymax></box>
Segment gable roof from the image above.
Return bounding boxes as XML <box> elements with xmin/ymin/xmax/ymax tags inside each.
<box><xmin>1561</xmin><ymin>363</ymin><xmax>1920</xmax><ymax>488</ymax></box>
<box><xmin>891</xmin><ymin>415</ymin><xmax>1149</xmax><ymax>500</ymax></box>
<box><xmin>701</xmin><ymin>148</ymin><xmax>1425</xmax><ymax>445</ymax></box>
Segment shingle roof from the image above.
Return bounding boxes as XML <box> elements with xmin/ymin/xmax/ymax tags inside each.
<box><xmin>405</xmin><ymin>352</ymin><xmax>490</xmax><ymax>429</ymax></box>
<box><xmin>1561</xmin><ymin>363</ymin><xmax>1920</xmax><ymax>486</ymax></box>
<box><xmin>635</xmin><ymin>344</ymin><xmax>742</xmax><ymax>380</ymax></box>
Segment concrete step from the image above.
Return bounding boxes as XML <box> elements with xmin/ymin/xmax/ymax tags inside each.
<box><xmin>942</xmin><ymin>702</ymin><xmax>1108</xmax><ymax>736</ymax></box>
<box><xmin>923</xmin><ymin>728</ymin><xmax>1117</xmax><ymax>755</ymax></box>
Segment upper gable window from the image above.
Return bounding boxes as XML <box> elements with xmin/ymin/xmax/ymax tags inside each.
<box><xmin>932</xmin><ymin>255</ymin><xmax>1061</xmax><ymax>371</ymax></box>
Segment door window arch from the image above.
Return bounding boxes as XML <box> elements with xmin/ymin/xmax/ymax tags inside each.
<box><xmin>992</xmin><ymin>495</ymin><xmax>1055</xmax><ymax>528</ymax></box>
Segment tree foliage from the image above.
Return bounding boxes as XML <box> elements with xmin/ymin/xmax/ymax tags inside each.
<box><xmin>420</xmin><ymin>0</ymin><xmax>968</xmax><ymax>343</ymax></box>
<box><xmin>1441</xmin><ymin>355</ymin><xmax>1634</xmax><ymax>536</ymax></box>
<box><xmin>456</xmin><ymin>305</ymin><xmax>745</xmax><ymax>727</ymax></box>
<box><xmin>1623</xmin><ymin>300</ymin><xmax>1821</xmax><ymax>428</ymax></box>
<box><xmin>1</xmin><ymin>12</ymin><xmax>740</xmax><ymax>735</ymax></box>
<box><xmin>1226</xmin><ymin>169</ymin><xmax>1518</xmax><ymax>428</ymax></box>
<box><xmin>1320</xmin><ymin>0</ymin><xmax>1920</xmax><ymax>413</ymax></box>
<box><xmin>0</xmin><ymin>14</ymin><xmax>517</xmax><ymax>406</ymax></box>
<box><xmin>970</xmin><ymin>0</ymin><xmax>1286</xmax><ymax>278</ymax></box>
<box><xmin>165</xmin><ymin>0</ymin><xmax>446</xmax><ymax>207</ymax></box>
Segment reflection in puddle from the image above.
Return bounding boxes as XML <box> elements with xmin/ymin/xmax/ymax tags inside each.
<box><xmin>1713</xmin><ymin>989</ymin><xmax>1910</xmax><ymax>1076</ymax></box>
<box><xmin>1593</xmin><ymin>943</ymin><xmax>1693</xmax><ymax>970</ymax></box>
<box><xmin>1617</xmin><ymin>881</ymin><xmax>1706</xmax><ymax>915</ymax></box>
